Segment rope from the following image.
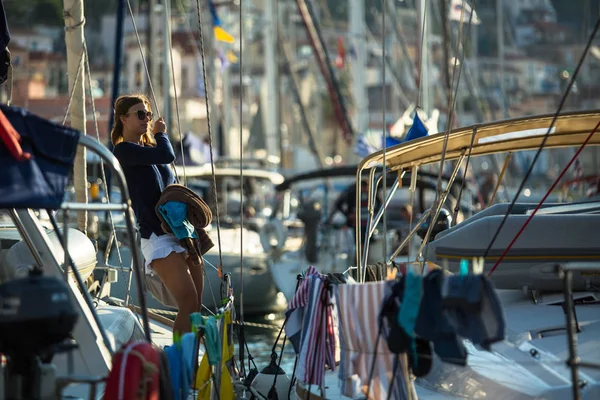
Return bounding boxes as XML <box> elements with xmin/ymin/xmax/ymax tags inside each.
<box><xmin>145</xmin><ymin>306</ymin><xmax>282</xmax><ymax>330</ymax></box>
<box><xmin>482</xmin><ymin>15</ymin><xmax>600</xmax><ymax>261</ymax></box>
<box><xmin>386</xmin><ymin>354</ymin><xmax>401</xmax><ymax>400</ymax></box>
<box><xmin>488</xmin><ymin>119</ymin><xmax>600</xmax><ymax>277</ymax></box>
<box><xmin>166</xmin><ymin>0</ymin><xmax>187</xmax><ymax>186</ymax></box>
<box><xmin>122</xmin><ymin>0</ymin><xmax>231</xmax><ymax>311</ymax></box>
<box><xmin>195</xmin><ymin>0</ymin><xmax>224</xmax><ymax>277</ymax></box>
<box><xmin>82</xmin><ymin>40</ymin><xmax>128</xmax><ymax>296</ymax></box>
<box><xmin>381</xmin><ymin>0</ymin><xmax>388</xmax><ymax>267</ymax></box>
<box><xmin>287</xmin><ymin>354</ymin><xmax>299</xmax><ymax>400</ymax></box>
<box><xmin>124</xmin><ymin>0</ymin><xmax>183</xmax><ymax>185</ymax></box>
<box><xmin>487</xmin><ymin>152</ymin><xmax>511</xmax><ymax>208</ymax></box>
<box><xmin>61</xmin><ymin>47</ymin><xmax>85</xmax><ymax>125</ymax></box>
<box><xmin>364</xmin><ymin>316</ymin><xmax>384</xmax><ymax>399</ymax></box>
<box><xmin>452</xmin><ymin>126</ymin><xmax>478</xmax><ymax>222</ymax></box>
<box><xmin>125</xmin><ymin>0</ymin><xmax>160</xmax><ymax>114</ymax></box>
<box><xmin>418</xmin><ymin>0</ymin><xmax>473</xmax><ymax>261</ymax></box>
<box><xmin>238</xmin><ymin>0</ymin><xmax>247</xmax><ymax>379</ymax></box>
<box><xmin>416</xmin><ymin>0</ymin><xmax>429</xmax><ymax>109</ymax></box>
<box><xmin>201</xmin><ymin>257</ymin><xmax>223</xmax><ymax>312</ymax></box>
<box><xmin>433</xmin><ymin>0</ymin><xmax>471</xmax><ymax>199</ymax></box>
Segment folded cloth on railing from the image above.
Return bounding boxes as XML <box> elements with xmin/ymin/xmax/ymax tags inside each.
<box><xmin>156</xmin><ymin>184</ymin><xmax>214</xmax><ymax>266</ymax></box>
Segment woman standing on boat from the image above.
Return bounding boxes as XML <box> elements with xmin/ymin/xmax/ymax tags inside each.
<box><xmin>111</xmin><ymin>94</ymin><xmax>203</xmax><ymax>334</ymax></box>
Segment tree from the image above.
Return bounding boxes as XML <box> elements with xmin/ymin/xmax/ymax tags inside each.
<box><xmin>3</xmin><ymin>0</ymin><xmax>63</xmax><ymax>28</ymax></box>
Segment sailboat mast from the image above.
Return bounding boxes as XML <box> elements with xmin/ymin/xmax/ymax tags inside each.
<box><xmin>294</xmin><ymin>0</ymin><xmax>354</xmax><ymax>142</ymax></box>
<box><xmin>264</xmin><ymin>0</ymin><xmax>280</xmax><ymax>159</ymax></box>
<box><xmin>63</xmin><ymin>0</ymin><xmax>88</xmax><ymax>233</ymax></box>
<box><xmin>149</xmin><ymin>0</ymin><xmax>160</xmax><ymax>102</ymax></box>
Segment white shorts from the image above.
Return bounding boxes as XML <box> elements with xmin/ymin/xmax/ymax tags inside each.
<box><xmin>140</xmin><ymin>233</ymin><xmax>187</xmax><ymax>274</ymax></box>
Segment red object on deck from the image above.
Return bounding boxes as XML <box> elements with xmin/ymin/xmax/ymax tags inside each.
<box><xmin>104</xmin><ymin>341</ymin><xmax>160</xmax><ymax>400</ymax></box>
<box><xmin>0</xmin><ymin>109</ymin><xmax>31</xmax><ymax>161</ymax></box>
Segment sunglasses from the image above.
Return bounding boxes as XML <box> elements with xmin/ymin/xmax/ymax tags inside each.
<box><xmin>127</xmin><ymin>110</ymin><xmax>153</xmax><ymax>120</ymax></box>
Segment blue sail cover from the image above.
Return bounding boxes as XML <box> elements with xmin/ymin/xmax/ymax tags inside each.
<box><xmin>0</xmin><ymin>104</ymin><xmax>80</xmax><ymax>209</ymax></box>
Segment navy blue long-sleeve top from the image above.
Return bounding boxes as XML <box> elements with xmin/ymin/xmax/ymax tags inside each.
<box><xmin>113</xmin><ymin>132</ymin><xmax>176</xmax><ymax>239</ymax></box>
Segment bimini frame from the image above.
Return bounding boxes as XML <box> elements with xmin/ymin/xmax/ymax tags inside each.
<box><xmin>354</xmin><ymin>110</ymin><xmax>600</xmax><ymax>281</ymax></box>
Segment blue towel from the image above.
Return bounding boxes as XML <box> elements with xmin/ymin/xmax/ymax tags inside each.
<box><xmin>165</xmin><ymin>343</ymin><xmax>185</xmax><ymax>399</ymax></box>
<box><xmin>165</xmin><ymin>332</ymin><xmax>198</xmax><ymax>399</ymax></box>
<box><xmin>198</xmin><ymin>315</ymin><xmax>221</xmax><ymax>366</ymax></box>
<box><xmin>397</xmin><ymin>269</ymin><xmax>423</xmax><ymax>367</ymax></box>
<box><xmin>414</xmin><ymin>270</ymin><xmax>468</xmax><ymax>366</ymax></box>
<box><xmin>157</xmin><ymin>201</ymin><xmax>197</xmax><ymax>240</ymax></box>
<box><xmin>443</xmin><ymin>275</ymin><xmax>506</xmax><ymax>351</ymax></box>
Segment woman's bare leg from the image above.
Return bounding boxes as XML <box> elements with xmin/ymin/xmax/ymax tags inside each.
<box><xmin>186</xmin><ymin>256</ymin><xmax>204</xmax><ymax>313</ymax></box>
<box><xmin>151</xmin><ymin>251</ymin><xmax>199</xmax><ymax>334</ymax></box>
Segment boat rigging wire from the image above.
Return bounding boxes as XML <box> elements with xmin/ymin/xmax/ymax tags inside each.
<box><xmin>482</xmin><ymin>15</ymin><xmax>600</xmax><ymax>263</ymax></box>
<box><xmin>418</xmin><ymin>0</ymin><xmax>473</xmax><ymax>260</ymax></box>
<box><xmin>125</xmin><ymin>0</ymin><xmax>161</xmax><ymax>117</ymax></box>
<box><xmin>125</xmin><ymin>0</ymin><xmax>183</xmax><ymax>184</ymax></box>
<box><xmin>123</xmin><ymin>1</ymin><xmax>230</xmax><ymax>314</ymax></box>
<box><xmin>452</xmin><ymin>126</ymin><xmax>478</xmax><ymax>223</ymax></box>
<box><xmin>434</xmin><ymin>0</ymin><xmax>470</xmax><ymax>204</ymax></box>
<box><xmin>61</xmin><ymin>48</ymin><xmax>84</xmax><ymax>126</ymax></box>
<box><xmin>416</xmin><ymin>0</ymin><xmax>429</xmax><ymax>109</ymax></box>
<box><xmin>237</xmin><ymin>0</ymin><xmax>249</xmax><ymax>380</ymax></box>
<box><xmin>81</xmin><ymin>41</ymin><xmax>128</xmax><ymax>299</ymax></box>
<box><xmin>488</xmin><ymin>119</ymin><xmax>600</xmax><ymax>277</ymax></box>
<box><xmin>195</xmin><ymin>0</ymin><xmax>224</xmax><ymax>276</ymax></box>
<box><xmin>382</xmin><ymin>0</ymin><xmax>388</xmax><ymax>268</ymax></box>
<box><xmin>487</xmin><ymin>152</ymin><xmax>511</xmax><ymax>208</ymax></box>
<box><xmin>165</xmin><ymin>0</ymin><xmax>187</xmax><ymax>186</ymax></box>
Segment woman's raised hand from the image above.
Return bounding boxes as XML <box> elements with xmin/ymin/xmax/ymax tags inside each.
<box><xmin>152</xmin><ymin>117</ymin><xmax>167</xmax><ymax>135</ymax></box>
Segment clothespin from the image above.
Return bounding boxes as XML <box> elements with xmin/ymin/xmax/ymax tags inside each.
<box><xmin>173</xmin><ymin>331</ymin><xmax>182</xmax><ymax>347</ymax></box>
<box><xmin>190</xmin><ymin>312</ymin><xmax>203</xmax><ymax>332</ymax></box>
<box><xmin>472</xmin><ymin>257</ymin><xmax>484</xmax><ymax>275</ymax></box>
<box><xmin>442</xmin><ymin>258</ymin><xmax>449</xmax><ymax>272</ymax></box>
<box><xmin>408</xmin><ymin>261</ymin><xmax>421</xmax><ymax>276</ymax></box>
<box><xmin>459</xmin><ymin>259</ymin><xmax>469</xmax><ymax>275</ymax></box>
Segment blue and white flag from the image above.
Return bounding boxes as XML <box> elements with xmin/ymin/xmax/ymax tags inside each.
<box><xmin>404</xmin><ymin>112</ymin><xmax>429</xmax><ymax>142</ymax></box>
<box><xmin>354</xmin><ymin>133</ymin><xmax>379</xmax><ymax>157</ymax></box>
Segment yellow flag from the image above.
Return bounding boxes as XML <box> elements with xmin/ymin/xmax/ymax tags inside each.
<box><xmin>214</xmin><ymin>26</ymin><xmax>234</xmax><ymax>43</ymax></box>
<box><xmin>195</xmin><ymin>353</ymin><xmax>212</xmax><ymax>400</ymax></box>
<box><xmin>226</xmin><ymin>51</ymin><xmax>238</xmax><ymax>63</ymax></box>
